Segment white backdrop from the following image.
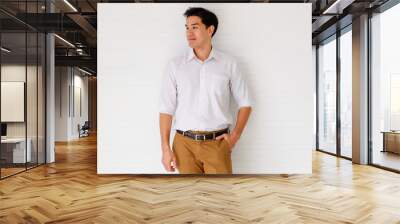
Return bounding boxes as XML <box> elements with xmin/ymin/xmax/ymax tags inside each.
<box><xmin>98</xmin><ymin>3</ymin><xmax>313</xmax><ymax>174</ymax></box>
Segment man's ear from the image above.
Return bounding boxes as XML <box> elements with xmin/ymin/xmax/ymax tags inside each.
<box><xmin>208</xmin><ymin>25</ymin><xmax>215</xmax><ymax>37</ymax></box>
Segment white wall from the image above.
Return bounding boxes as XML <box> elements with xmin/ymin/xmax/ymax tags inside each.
<box><xmin>98</xmin><ymin>3</ymin><xmax>313</xmax><ymax>174</ymax></box>
<box><xmin>55</xmin><ymin>67</ymin><xmax>69</xmax><ymax>141</ymax></box>
<box><xmin>72</xmin><ymin>72</ymin><xmax>89</xmax><ymax>138</ymax></box>
<box><xmin>312</xmin><ymin>45</ymin><xmax>317</xmax><ymax>150</ymax></box>
<box><xmin>55</xmin><ymin>67</ymin><xmax>89</xmax><ymax>141</ymax></box>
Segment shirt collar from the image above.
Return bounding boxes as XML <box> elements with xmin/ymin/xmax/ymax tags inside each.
<box><xmin>186</xmin><ymin>46</ymin><xmax>218</xmax><ymax>63</ymax></box>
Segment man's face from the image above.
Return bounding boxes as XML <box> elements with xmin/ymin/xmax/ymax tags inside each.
<box><xmin>185</xmin><ymin>16</ymin><xmax>214</xmax><ymax>49</ymax></box>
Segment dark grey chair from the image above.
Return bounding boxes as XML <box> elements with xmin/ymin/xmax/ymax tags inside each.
<box><xmin>79</xmin><ymin>121</ymin><xmax>90</xmax><ymax>138</ymax></box>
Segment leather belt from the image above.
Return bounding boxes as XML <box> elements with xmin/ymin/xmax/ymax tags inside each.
<box><xmin>176</xmin><ymin>128</ymin><xmax>229</xmax><ymax>141</ymax></box>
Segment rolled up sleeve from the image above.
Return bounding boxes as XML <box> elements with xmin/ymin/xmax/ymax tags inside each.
<box><xmin>230</xmin><ymin>61</ymin><xmax>252</xmax><ymax>108</ymax></box>
<box><xmin>159</xmin><ymin>61</ymin><xmax>177</xmax><ymax>116</ymax></box>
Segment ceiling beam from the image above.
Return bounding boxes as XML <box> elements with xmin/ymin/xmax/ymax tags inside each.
<box><xmin>67</xmin><ymin>13</ymin><xmax>97</xmax><ymax>39</ymax></box>
<box><xmin>55</xmin><ymin>55</ymin><xmax>96</xmax><ymax>70</ymax></box>
<box><xmin>322</xmin><ymin>0</ymin><xmax>356</xmax><ymax>14</ymax></box>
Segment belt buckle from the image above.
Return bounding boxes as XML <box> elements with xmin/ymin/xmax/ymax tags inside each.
<box><xmin>195</xmin><ymin>134</ymin><xmax>205</xmax><ymax>141</ymax></box>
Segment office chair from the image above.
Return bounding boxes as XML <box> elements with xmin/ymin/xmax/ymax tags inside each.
<box><xmin>79</xmin><ymin>121</ymin><xmax>90</xmax><ymax>138</ymax></box>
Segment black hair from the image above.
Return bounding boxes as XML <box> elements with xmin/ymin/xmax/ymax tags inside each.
<box><xmin>183</xmin><ymin>7</ymin><xmax>219</xmax><ymax>37</ymax></box>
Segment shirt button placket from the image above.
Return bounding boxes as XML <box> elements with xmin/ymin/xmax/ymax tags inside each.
<box><xmin>198</xmin><ymin>62</ymin><xmax>205</xmax><ymax>130</ymax></box>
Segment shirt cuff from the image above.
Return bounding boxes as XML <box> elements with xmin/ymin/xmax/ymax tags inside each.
<box><xmin>237</xmin><ymin>100</ymin><xmax>253</xmax><ymax>108</ymax></box>
<box><xmin>159</xmin><ymin>109</ymin><xmax>175</xmax><ymax>116</ymax></box>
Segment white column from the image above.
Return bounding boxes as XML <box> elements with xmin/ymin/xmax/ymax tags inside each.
<box><xmin>352</xmin><ymin>14</ymin><xmax>369</xmax><ymax>164</ymax></box>
<box><xmin>46</xmin><ymin>33</ymin><xmax>55</xmax><ymax>163</ymax></box>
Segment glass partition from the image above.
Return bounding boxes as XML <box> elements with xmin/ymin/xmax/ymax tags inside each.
<box><xmin>0</xmin><ymin>1</ymin><xmax>46</xmax><ymax>179</ymax></box>
<box><xmin>317</xmin><ymin>36</ymin><xmax>337</xmax><ymax>155</ymax></box>
<box><xmin>1</xmin><ymin>31</ymin><xmax>28</xmax><ymax>177</ymax></box>
<box><xmin>371</xmin><ymin>3</ymin><xmax>400</xmax><ymax>171</ymax></box>
<box><xmin>339</xmin><ymin>28</ymin><xmax>352</xmax><ymax>158</ymax></box>
<box><xmin>38</xmin><ymin>32</ymin><xmax>45</xmax><ymax>165</ymax></box>
<box><xmin>27</xmin><ymin>31</ymin><xmax>38</xmax><ymax>169</ymax></box>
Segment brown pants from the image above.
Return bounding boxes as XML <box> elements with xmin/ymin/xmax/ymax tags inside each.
<box><xmin>172</xmin><ymin>131</ymin><xmax>232</xmax><ymax>174</ymax></box>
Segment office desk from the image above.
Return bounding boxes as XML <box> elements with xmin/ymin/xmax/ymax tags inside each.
<box><xmin>382</xmin><ymin>131</ymin><xmax>400</xmax><ymax>154</ymax></box>
<box><xmin>1</xmin><ymin>138</ymin><xmax>32</xmax><ymax>163</ymax></box>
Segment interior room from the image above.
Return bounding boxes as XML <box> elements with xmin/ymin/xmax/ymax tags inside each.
<box><xmin>0</xmin><ymin>0</ymin><xmax>399</xmax><ymax>223</ymax></box>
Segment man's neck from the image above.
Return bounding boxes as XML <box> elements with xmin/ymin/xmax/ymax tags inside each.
<box><xmin>193</xmin><ymin>44</ymin><xmax>212</xmax><ymax>62</ymax></box>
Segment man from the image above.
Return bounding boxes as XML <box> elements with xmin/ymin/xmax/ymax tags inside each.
<box><xmin>159</xmin><ymin>7</ymin><xmax>252</xmax><ymax>174</ymax></box>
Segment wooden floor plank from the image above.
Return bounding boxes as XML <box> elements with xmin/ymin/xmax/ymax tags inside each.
<box><xmin>1</xmin><ymin>134</ymin><xmax>400</xmax><ymax>223</ymax></box>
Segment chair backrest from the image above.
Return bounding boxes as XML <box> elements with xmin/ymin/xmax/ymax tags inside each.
<box><xmin>82</xmin><ymin>121</ymin><xmax>90</xmax><ymax>129</ymax></box>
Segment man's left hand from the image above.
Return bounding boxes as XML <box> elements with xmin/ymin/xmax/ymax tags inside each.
<box><xmin>216</xmin><ymin>132</ymin><xmax>240</xmax><ymax>151</ymax></box>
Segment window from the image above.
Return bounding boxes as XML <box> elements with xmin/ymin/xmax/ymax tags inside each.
<box><xmin>318</xmin><ymin>36</ymin><xmax>337</xmax><ymax>154</ymax></box>
<box><xmin>339</xmin><ymin>28</ymin><xmax>352</xmax><ymax>158</ymax></box>
<box><xmin>371</xmin><ymin>3</ymin><xmax>400</xmax><ymax>171</ymax></box>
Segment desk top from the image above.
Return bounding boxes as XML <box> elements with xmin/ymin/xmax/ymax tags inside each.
<box><xmin>381</xmin><ymin>131</ymin><xmax>400</xmax><ymax>134</ymax></box>
<box><xmin>1</xmin><ymin>138</ymin><xmax>29</xmax><ymax>143</ymax></box>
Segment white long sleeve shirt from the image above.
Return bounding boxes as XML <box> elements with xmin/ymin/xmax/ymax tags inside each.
<box><xmin>159</xmin><ymin>47</ymin><xmax>252</xmax><ymax>131</ymax></box>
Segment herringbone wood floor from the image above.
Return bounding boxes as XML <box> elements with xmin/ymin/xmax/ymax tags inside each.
<box><xmin>1</xmin><ymin>134</ymin><xmax>400</xmax><ymax>224</ymax></box>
